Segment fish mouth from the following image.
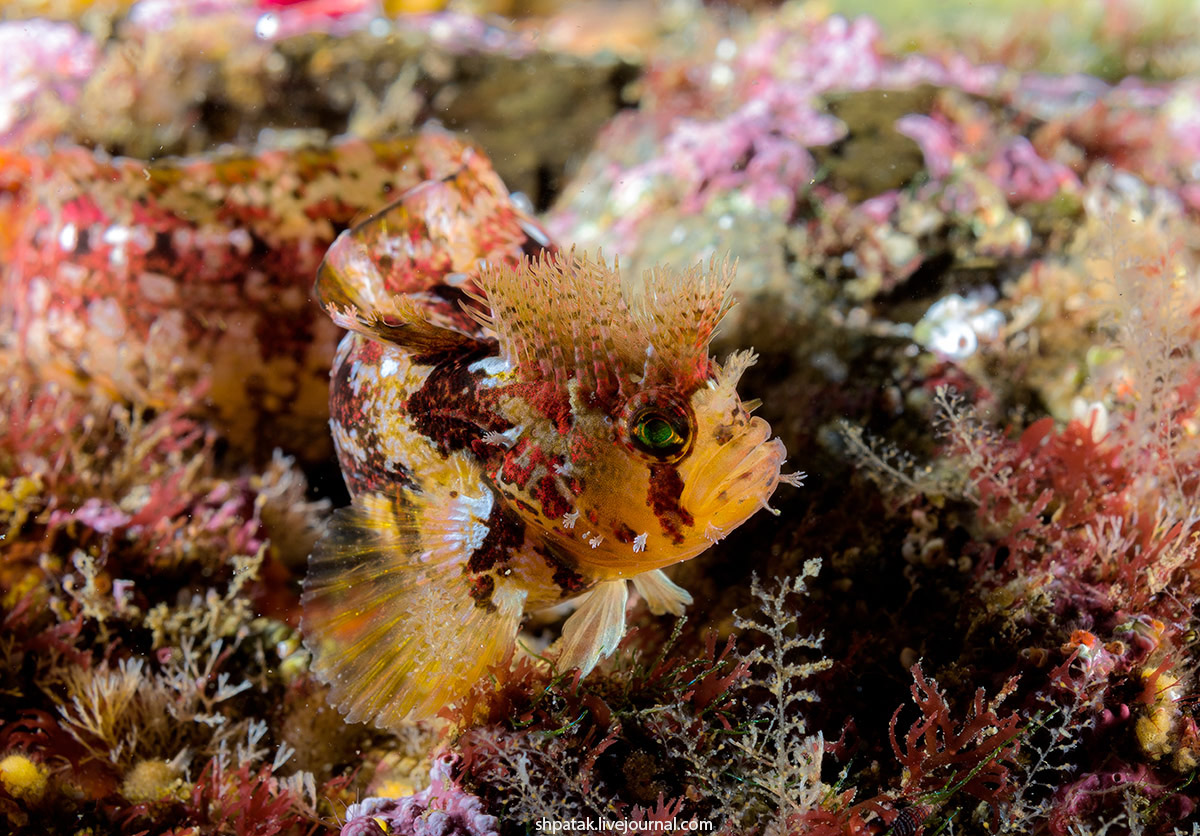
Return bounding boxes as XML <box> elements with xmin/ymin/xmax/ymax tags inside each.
<box><xmin>680</xmin><ymin>416</ymin><xmax>786</xmax><ymax>529</ymax></box>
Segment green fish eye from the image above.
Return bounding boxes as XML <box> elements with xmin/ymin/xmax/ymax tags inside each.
<box><xmin>632</xmin><ymin>413</ymin><xmax>687</xmax><ymax>455</ymax></box>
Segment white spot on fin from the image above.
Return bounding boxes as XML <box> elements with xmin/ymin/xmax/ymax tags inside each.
<box><xmin>469</xmin><ymin>355</ymin><xmax>511</xmax><ymax>387</ymax></box>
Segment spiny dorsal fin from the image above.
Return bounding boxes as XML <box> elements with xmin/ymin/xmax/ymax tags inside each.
<box><xmin>636</xmin><ymin>257</ymin><xmax>736</xmax><ymax>387</ymax></box>
<box><xmin>314</xmin><ymin>176</ymin><xmax>485</xmax><ymax>357</ymax></box>
<box><xmin>474</xmin><ymin>251</ymin><xmax>737</xmax><ymax>402</ymax></box>
<box><xmin>314</xmin><ymin>157</ymin><xmax>549</xmax><ymax>357</ymax></box>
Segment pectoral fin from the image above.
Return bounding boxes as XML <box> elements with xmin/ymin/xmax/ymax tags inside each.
<box><xmin>631</xmin><ymin>569</ymin><xmax>693</xmax><ymax>616</ymax></box>
<box><xmin>301</xmin><ymin>481</ymin><xmax>525</xmax><ymax>729</ymax></box>
<box><xmin>554</xmin><ymin>580</ymin><xmax>628</xmax><ymax>676</ymax></box>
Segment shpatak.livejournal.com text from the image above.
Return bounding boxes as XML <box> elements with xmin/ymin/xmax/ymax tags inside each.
<box><xmin>535</xmin><ymin>818</ymin><xmax>713</xmax><ymax>832</ymax></box>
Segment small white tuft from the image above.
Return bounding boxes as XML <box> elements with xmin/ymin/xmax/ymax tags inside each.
<box><xmin>704</xmin><ymin>522</ymin><xmax>727</xmax><ymax>543</ymax></box>
<box><xmin>715</xmin><ymin>349</ymin><xmax>758</xmax><ymax>398</ymax></box>
<box><xmin>481</xmin><ymin>430</ymin><xmax>518</xmax><ymax>449</ymax></box>
<box><xmin>1071</xmin><ymin>397</ymin><xmax>1109</xmax><ymax>443</ymax></box>
<box><xmin>563</xmin><ymin>511</ymin><xmax>579</xmax><ymax>529</ymax></box>
<box><xmin>588</xmin><ymin>534</ymin><xmax>604</xmax><ymax>549</ymax></box>
<box><xmin>780</xmin><ymin>470</ymin><xmax>807</xmax><ymax>488</ymax></box>
<box><xmin>632</xmin><ymin>532</ymin><xmax>648</xmax><ymax>553</ymax></box>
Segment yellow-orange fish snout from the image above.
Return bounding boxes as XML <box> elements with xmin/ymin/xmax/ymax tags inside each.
<box><xmin>680</xmin><ymin>415</ymin><xmax>786</xmax><ymax>540</ymax></box>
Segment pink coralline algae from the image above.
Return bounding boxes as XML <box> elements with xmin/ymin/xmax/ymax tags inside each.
<box><xmin>340</xmin><ymin>758</ymin><xmax>498</xmax><ymax>836</ymax></box>
<box><xmin>2</xmin><ymin>133</ymin><xmax>538</xmax><ymax>460</ymax></box>
<box><xmin>549</xmin><ymin>13</ymin><xmax>1007</xmax><ymax>254</ymax></box>
<box><xmin>1050</xmin><ymin>765</ymin><xmax>1196</xmax><ymax>835</ymax></box>
<box><xmin>893</xmin><ymin>113</ymin><xmax>959</xmax><ymax>179</ymax></box>
<box><xmin>0</xmin><ymin>20</ymin><xmax>98</xmax><ymax>146</ymax></box>
<box><xmin>549</xmin><ymin>8</ymin><xmax>1200</xmax><ymax>322</ymax></box>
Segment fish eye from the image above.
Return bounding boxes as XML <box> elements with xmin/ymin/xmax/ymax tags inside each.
<box><xmin>632</xmin><ymin>412</ymin><xmax>687</xmax><ymax>456</ymax></box>
<box><xmin>623</xmin><ymin>390</ymin><xmax>694</xmax><ymax>462</ymax></box>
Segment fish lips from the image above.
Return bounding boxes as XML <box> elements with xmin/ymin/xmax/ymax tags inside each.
<box><xmin>680</xmin><ymin>416</ymin><xmax>786</xmax><ymax>527</ymax></box>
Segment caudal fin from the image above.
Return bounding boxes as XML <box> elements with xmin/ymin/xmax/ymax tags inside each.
<box><xmin>314</xmin><ymin>159</ymin><xmax>551</xmax><ymax>358</ymax></box>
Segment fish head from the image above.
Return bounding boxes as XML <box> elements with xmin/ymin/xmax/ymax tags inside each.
<box><xmin>549</xmin><ymin>353</ymin><xmax>785</xmax><ymax>573</ymax></box>
<box><xmin>481</xmin><ymin>252</ymin><xmax>793</xmax><ymax>577</ymax></box>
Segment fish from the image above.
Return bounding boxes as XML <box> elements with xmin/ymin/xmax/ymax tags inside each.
<box><xmin>5</xmin><ymin>133</ymin><xmax>506</xmax><ymax>461</ymax></box>
<box><xmin>300</xmin><ymin>163</ymin><xmax>803</xmax><ymax>730</ymax></box>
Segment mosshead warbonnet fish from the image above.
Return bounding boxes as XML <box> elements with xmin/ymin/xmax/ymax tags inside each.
<box><xmin>300</xmin><ymin>162</ymin><xmax>803</xmax><ymax>730</ymax></box>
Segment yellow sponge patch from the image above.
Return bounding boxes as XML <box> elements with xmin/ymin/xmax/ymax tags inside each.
<box><xmin>0</xmin><ymin>753</ymin><xmax>48</xmax><ymax>802</ymax></box>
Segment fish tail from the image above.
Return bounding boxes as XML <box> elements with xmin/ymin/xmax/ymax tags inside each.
<box><xmin>313</xmin><ymin>156</ymin><xmax>550</xmax><ymax>354</ymax></box>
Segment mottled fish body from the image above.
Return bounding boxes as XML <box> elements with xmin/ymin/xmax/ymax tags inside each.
<box><xmin>301</xmin><ymin>159</ymin><xmax>800</xmax><ymax>730</ymax></box>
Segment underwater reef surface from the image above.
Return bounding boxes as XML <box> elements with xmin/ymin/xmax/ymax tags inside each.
<box><xmin>2</xmin><ymin>0</ymin><xmax>1200</xmax><ymax>834</ymax></box>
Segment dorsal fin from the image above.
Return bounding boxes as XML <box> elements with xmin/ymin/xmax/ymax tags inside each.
<box><xmin>316</xmin><ymin>232</ymin><xmax>483</xmax><ymax>355</ymax></box>
<box><xmin>473</xmin><ymin>251</ymin><xmax>736</xmax><ymax>402</ymax></box>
